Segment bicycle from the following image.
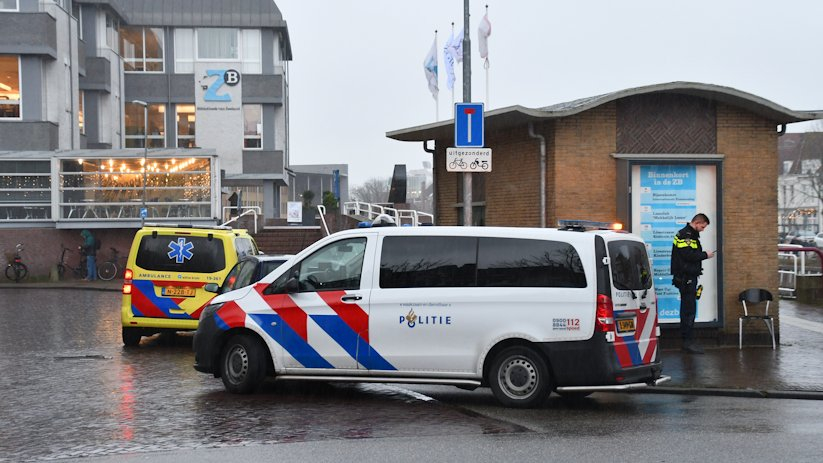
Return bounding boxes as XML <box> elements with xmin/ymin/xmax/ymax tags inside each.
<box><xmin>56</xmin><ymin>244</ymin><xmax>87</xmax><ymax>280</ymax></box>
<box><xmin>98</xmin><ymin>247</ymin><xmax>124</xmax><ymax>281</ymax></box>
<box><xmin>469</xmin><ymin>158</ymin><xmax>489</xmax><ymax>170</ymax></box>
<box><xmin>448</xmin><ymin>158</ymin><xmax>468</xmax><ymax>170</ymax></box>
<box><xmin>5</xmin><ymin>243</ymin><xmax>28</xmax><ymax>282</ymax></box>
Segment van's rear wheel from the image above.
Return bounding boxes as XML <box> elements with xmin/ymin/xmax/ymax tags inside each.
<box><xmin>122</xmin><ymin>327</ymin><xmax>142</xmax><ymax>347</ymax></box>
<box><xmin>488</xmin><ymin>346</ymin><xmax>551</xmax><ymax>408</ymax></box>
<box><xmin>220</xmin><ymin>334</ymin><xmax>267</xmax><ymax>394</ymax></box>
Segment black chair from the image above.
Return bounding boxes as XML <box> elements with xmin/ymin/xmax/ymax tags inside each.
<box><xmin>738</xmin><ymin>288</ymin><xmax>776</xmax><ymax>349</ymax></box>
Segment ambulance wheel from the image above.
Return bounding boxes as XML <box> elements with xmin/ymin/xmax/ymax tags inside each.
<box><xmin>488</xmin><ymin>346</ymin><xmax>551</xmax><ymax>408</ymax></box>
<box><xmin>220</xmin><ymin>333</ymin><xmax>267</xmax><ymax>394</ymax></box>
<box><xmin>122</xmin><ymin>327</ymin><xmax>142</xmax><ymax>347</ymax></box>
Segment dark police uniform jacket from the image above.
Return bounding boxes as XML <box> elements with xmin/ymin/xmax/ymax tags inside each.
<box><xmin>670</xmin><ymin>223</ymin><xmax>707</xmax><ymax>286</ymax></box>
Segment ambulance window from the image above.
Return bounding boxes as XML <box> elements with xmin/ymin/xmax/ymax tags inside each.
<box><xmin>380</xmin><ymin>236</ymin><xmax>477</xmax><ymax>288</ymax></box>
<box><xmin>136</xmin><ymin>235</ymin><xmax>226</xmax><ymax>273</ymax></box>
<box><xmin>607</xmin><ymin>240</ymin><xmax>652</xmax><ymax>290</ymax></box>
<box><xmin>234</xmin><ymin>238</ymin><xmax>257</xmax><ymax>257</ymax></box>
<box><xmin>296</xmin><ymin>238</ymin><xmax>366</xmax><ymax>292</ymax></box>
<box><xmin>477</xmin><ymin>238</ymin><xmax>586</xmax><ymax>288</ymax></box>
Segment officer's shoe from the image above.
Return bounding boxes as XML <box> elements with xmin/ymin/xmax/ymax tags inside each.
<box><xmin>682</xmin><ymin>343</ymin><xmax>705</xmax><ymax>354</ymax></box>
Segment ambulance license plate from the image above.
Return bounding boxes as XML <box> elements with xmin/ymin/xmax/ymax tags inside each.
<box><xmin>617</xmin><ymin>318</ymin><xmax>635</xmax><ymax>333</ymax></box>
<box><xmin>162</xmin><ymin>287</ymin><xmax>195</xmax><ymax>297</ymax></box>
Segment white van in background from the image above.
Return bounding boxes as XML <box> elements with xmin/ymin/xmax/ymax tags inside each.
<box><xmin>194</xmin><ymin>222</ymin><xmax>668</xmax><ymax>408</ymax></box>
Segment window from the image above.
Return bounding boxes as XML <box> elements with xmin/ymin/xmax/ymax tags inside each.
<box><xmin>120</xmin><ymin>27</ymin><xmax>164</xmax><ymax>72</ymax></box>
<box><xmin>78</xmin><ymin>91</ymin><xmax>85</xmax><ymax>135</ymax></box>
<box><xmin>125</xmin><ymin>102</ymin><xmax>166</xmax><ymax>148</ymax></box>
<box><xmin>295</xmin><ymin>238</ymin><xmax>367</xmax><ymax>292</ymax></box>
<box><xmin>0</xmin><ymin>55</ymin><xmax>20</xmax><ymax>119</ymax></box>
<box><xmin>105</xmin><ymin>15</ymin><xmax>115</xmax><ymax>49</ymax></box>
<box><xmin>477</xmin><ymin>238</ymin><xmax>586</xmax><ymax>288</ymax></box>
<box><xmin>243</xmin><ymin>104</ymin><xmax>262</xmax><ymax>149</ymax></box>
<box><xmin>197</xmin><ymin>28</ymin><xmax>238</xmax><ymax>60</ymax></box>
<box><xmin>0</xmin><ymin>160</ymin><xmax>51</xmax><ymax>220</ymax></box>
<box><xmin>136</xmin><ymin>235</ymin><xmax>226</xmax><ymax>273</ymax></box>
<box><xmin>608</xmin><ymin>240</ymin><xmax>652</xmax><ymax>291</ymax></box>
<box><xmin>0</xmin><ymin>0</ymin><xmax>18</xmax><ymax>11</ymax></box>
<box><xmin>176</xmin><ymin>104</ymin><xmax>195</xmax><ymax>148</ymax></box>
<box><xmin>174</xmin><ymin>28</ymin><xmax>194</xmax><ymax>73</ymax></box>
<box><xmin>380</xmin><ymin>236</ymin><xmax>477</xmax><ymax>288</ymax></box>
<box><xmin>241</xmin><ymin>29</ymin><xmax>261</xmax><ymax>73</ymax></box>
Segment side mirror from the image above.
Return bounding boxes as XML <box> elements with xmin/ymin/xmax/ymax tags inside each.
<box><xmin>285</xmin><ymin>277</ymin><xmax>299</xmax><ymax>294</ymax></box>
<box><xmin>204</xmin><ymin>283</ymin><xmax>220</xmax><ymax>293</ymax></box>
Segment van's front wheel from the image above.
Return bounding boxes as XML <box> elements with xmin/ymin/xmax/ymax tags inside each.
<box><xmin>220</xmin><ymin>334</ymin><xmax>267</xmax><ymax>394</ymax></box>
<box><xmin>488</xmin><ymin>346</ymin><xmax>552</xmax><ymax>408</ymax></box>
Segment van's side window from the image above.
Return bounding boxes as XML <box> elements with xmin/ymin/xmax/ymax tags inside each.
<box><xmin>135</xmin><ymin>235</ymin><xmax>226</xmax><ymax>273</ymax></box>
<box><xmin>477</xmin><ymin>238</ymin><xmax>586</xmax><ymax>288</ymax></box>
<box><xmin>296</xmin><ymin>238</ymin><xmax>367</xmax><ymax>292</ymax></box>
<box><xmin>380</xmin><ymin>236</ymin><xmax>477</xmax><ymax>288</ymax></box>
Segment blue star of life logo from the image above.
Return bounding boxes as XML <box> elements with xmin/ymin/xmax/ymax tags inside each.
<box><xmin>167</xmin><ymin>238</ymin><xmax>194</xmax><ymax>264</ymax></box>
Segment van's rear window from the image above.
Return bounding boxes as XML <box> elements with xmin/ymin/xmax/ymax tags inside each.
<box><xmin>607</xmin><ymin>240</ymin><xmax>652</xmax><ymax>290</ymax></box>
<box><xmin>135</xmin><ymin>235</ymin><xmax>226</xmax><ymax>273</ymax></box>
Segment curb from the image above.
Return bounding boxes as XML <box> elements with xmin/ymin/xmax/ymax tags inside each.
<box><xmin>638</xmin><ymin>387</ymin><xmax>823</xmax><ymax>400</ymax></box>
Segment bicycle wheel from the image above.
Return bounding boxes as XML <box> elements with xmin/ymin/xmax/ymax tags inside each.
<box><xmin>5</xmin><ymin>263</ymin><xmax>27</xmax><ymax>282</ymax></box>
<box><xmin>98</xmin><ymin>261</ymin><xmax>117</xmax><ymax>281</ymax></box>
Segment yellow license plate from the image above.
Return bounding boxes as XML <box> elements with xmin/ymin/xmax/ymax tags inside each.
<box><xmin>162</xmin><ymin>286</ymin><xmax>196</xmax><ymax>297</ymax></box>
<box><xmin>617</xmin><ymin>318</ymin><xmax>635</xmax><ymax>333</ymax></box>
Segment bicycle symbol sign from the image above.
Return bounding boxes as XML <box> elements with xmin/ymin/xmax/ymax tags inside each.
<box><xmin>446</xmin><ymin>147</ymin><xmax>492</xmax><ymax>172</ymax></box>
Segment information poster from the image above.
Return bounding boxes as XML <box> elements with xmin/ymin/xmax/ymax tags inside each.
<box><xmin>287</xmin><ymin>201</ymin><xmax>302</xmax><ymax>223</ymax></box>
<box><xmin>632</xmin><ymin>165</ymin><xmax>718</xmax><ymax>324</ymax></box>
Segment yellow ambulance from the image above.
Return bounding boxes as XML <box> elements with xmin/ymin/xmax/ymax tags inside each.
<box><xmin>121</xmin><ymin>224</ymin><xmax>259</xmax><ymax>346</ymax></box>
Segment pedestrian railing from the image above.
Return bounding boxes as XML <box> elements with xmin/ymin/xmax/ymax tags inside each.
<box><xmin>343</xmin><ymin>201</ymin><xmax>433</xmax><ymax>227</ymax></box>
<box><xmin>221</xmin><ymin>206</ymin><xmax>261</xmax><ymax>234</ymax></box>
<box><xmin>778</xmin><ymin>245</ymin><xmax>823</xmax><ymax>299</ymax></box>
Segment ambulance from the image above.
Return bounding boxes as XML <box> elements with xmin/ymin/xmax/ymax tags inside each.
<box><xmin>193</xmin><ymin>221</ymin><xmax>668</xmax><ymax>408</ymax></box>
<box><xmin>121</xmin><ymin>224</ymin><xmax>259</xmax><ymax>347</ymax></box>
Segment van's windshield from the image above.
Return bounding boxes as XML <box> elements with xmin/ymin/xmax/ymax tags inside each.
<box><xmin>607</xmin><ymin>240</ymin><xmax>652</xmax><ymax>290</ymax></box>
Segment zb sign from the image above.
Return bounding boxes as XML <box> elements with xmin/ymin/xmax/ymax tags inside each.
<box><xmin>204</xmin><ymin>69</ymin><xmax>241</xmax><ymax>102</ymax></box>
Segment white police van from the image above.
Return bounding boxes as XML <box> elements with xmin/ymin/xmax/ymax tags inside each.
<box><xmin>194</xmin><ymin>220</ymin><xmax>668</xmax><ymax>408</ymax></box>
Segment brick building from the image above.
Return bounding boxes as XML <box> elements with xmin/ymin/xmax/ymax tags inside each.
<box><xmin>387</xmin><ymin>81</ymin><xmax>823</xmax><ymax>345</ymax></box>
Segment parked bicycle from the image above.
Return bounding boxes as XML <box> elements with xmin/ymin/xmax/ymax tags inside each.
<box><xmin>97</xmin><ymin>247</ymin><xmax>125</xmax><ymax>281</ymax></box>
<box><xmin>56</xmin><ymin>244</ymin><xmax>87</xmax><ymax>280</ymax></box>
<box><xmin>5</xmin><ymin>243</ymin><xmax>28</xmax><ymax>282</ymax></box>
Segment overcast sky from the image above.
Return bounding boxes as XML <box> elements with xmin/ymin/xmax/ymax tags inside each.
<box><xmin>275</xmin><ymin>0</ymin><xmax>823</xmax><ymax>187</ymax></box>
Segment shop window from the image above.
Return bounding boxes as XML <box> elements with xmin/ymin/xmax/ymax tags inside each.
<box><xmin>176</xmin><ymin>104</ymin><xmax>196</xmax><ymax>148</ymax></box>
<box><xmin>0</xmin><ymin>55</ymin><xmax>20</xmax><ymax>119</ymax></box>
<box><xmin>125</xmin><ymin>102</ymin><xmax>166</xmax><ymax>148</ymax></box>
<box><xmin>243</xmin><ymin>104</ymin><xmax>262</xmax><ymax>149</ymax></box>
<box><xmin>120</xmin><ymin>27</ymin><xmax>164</xmax><ymax>72</ymax></box>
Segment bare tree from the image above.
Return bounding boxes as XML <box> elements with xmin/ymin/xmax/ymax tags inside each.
<box><xmin>350</xmin><ymin>177</ymin><xmax>390</xmax><ymax>204</ymax></box>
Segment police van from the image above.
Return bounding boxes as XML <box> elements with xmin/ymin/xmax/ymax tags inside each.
<box><xmin>121</xmin><ymin>224</ymin><xmax>259</xmax><ymax>347</ymax></box>
<box><xmin>193</xmin><ymin>221</ymin><xmax>667</xmax><ymax>408</ymax></box>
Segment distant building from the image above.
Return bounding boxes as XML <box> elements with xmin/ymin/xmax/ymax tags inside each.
<box><xmin>290</xmin><ymin>164</ymin><xmax>349</xmax><ymax>208</ymax></box>
<box><xmin>778</xmin><ymin>132</ymin><xmax>823</xmax><ymax>237</ymax></box>
<box><xmin>0</xmin><ymin>0</ymin><xmax>293</xmax><ymax>228</ymax></box>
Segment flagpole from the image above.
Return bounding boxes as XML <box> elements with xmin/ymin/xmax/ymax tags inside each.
<box><xmin>435</xmin><ymin>30</ymin><xmax>439</xmax><ymax>121</ymax></box>
<box><xmin>484</xmin><ymin>5</ymin><xmax>490</xmax><ymax>108</ymax></box>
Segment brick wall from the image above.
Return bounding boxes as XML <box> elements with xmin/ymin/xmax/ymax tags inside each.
<box><xmin>553</xmin><ymin>103</ymin><xmax>619</xmax><ymax>223</ymax></box>
<box><xmin>0</xmin><ymin>228</ymin><xmax>136</xmax><ymax>280</ymax></box>
<box><xmin>717</xmin><ymin>103</ymin><xmax>780</xmax><ymax>341</ymax></box>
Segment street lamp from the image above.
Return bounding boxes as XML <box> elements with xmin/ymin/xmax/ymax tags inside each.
<box><xmin>131</xmin><ymin>100</ymin><xmax>148</xmax><ymax>226</ymax></box>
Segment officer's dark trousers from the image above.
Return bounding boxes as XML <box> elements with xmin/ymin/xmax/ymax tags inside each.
<box><xmin>679</xmin><ymin>279</ymin><xmax>698</xmax><ymax>344</ymax></box>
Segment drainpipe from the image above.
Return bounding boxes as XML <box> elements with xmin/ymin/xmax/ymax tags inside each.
<box><xmin>423</xmin><ymin>140</ymin><xmax>437</xmax><ymax>223</ymax></box>
<box><xmin>778</xmin><ymin>124</ymin><xmax>786</xmax><ymax>136</ymax></box>
<box><xmin>528</xmin><ymin>122</ymin><xmax>546</xmax><ymax>228</ymax></box>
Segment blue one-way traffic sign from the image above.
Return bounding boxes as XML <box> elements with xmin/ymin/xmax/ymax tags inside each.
<box><xmin>454</xmin><ymin>102</ymin><xmax>484</xmax><ymax>148</ymax></box>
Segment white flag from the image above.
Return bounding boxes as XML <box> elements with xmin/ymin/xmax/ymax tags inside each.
<box><xmin>443</xmin><ymin>28</ymin><xmax>463</xmax><ymax>91</ymax></box>
<box><xmin>478</xmin><ymin>13</ymin><xmax>492</xmax><ymax>60</ymax></box>
<box><xmin>423</xmin><ymin>37</ymin><xmax>438</xmax><ymax>99</ymax></box>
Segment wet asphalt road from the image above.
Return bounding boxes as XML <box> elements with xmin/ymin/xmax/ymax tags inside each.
<box><xmin>1</xmin><ymin>288</ymin><xmax>822</xmax><ymax>462</ymax></box>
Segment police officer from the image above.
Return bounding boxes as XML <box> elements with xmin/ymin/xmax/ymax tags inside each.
<box><xmin>671</xmin><ymin>213</ymin><xmax>716</xmax><ymax>354</ymax></box>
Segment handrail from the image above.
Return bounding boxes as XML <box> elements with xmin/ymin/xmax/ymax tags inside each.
<box><xmin>317</xmin><ymin>205</ymin><xmax>330</xmax><ymax>236</ymax></box>
<box><xmin>778</xmin><ymin>246</ymin><xmax>823</xmax><ymax>299</ymax></box>
<box><xmin>343</xmin><ymin>201</ymin><xmax>433</xmax><ymax>226</ymax></box>
<box><xmin>221</xmin><ymin>206</ymin><xmax>261</xmax><ymax>233</ymax></box>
